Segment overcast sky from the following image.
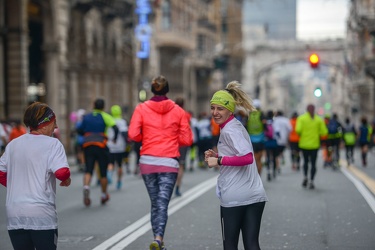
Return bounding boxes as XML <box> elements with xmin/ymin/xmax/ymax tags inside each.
<box><xmin>297</xmin><ymin>0</ymin><xmax>349</xmax><ymax>40</ymax></box>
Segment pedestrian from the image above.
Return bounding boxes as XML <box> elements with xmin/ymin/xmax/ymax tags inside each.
<box><xmin>174</xmin><ymin>97</ymin><xmax>191</xmax><ymax>196</ymax></box>
<box><xmin>77</xmin><ymin>98</ymin><xmax>119</xmax><ymax>206</ymax></box>
<box><xmin>205</xmin><ymin>81</ymin><xmax>268</xmax><ymax>250</ymax></box>
<box><xmin>326</xmin><ymin>113</ymin><xmax>343</xmax><ymax>169</ymax></box>
<box><xmin>358</xmin><ymin>116</ymin><xmax>373</xmax><ymax>167</ymax></box>
<box><xmin>246</xmin><ymin>99</ymin><xmax>266</xmax><ymax>175</ymax></box>
<box><xmin>273</xmin><ymin>110</ymin><xmax>292</xmax><ymax>172</ymax></box>
<box><xmin>8</xmin><ymin>120</ymin><xmax>27</xmax><ymax>142</ymax></box>
<box><xmin>196</xmin><ymin>112</ymin><xmax>213</xmax><ymax>168</ymax></box>
<box><xmin>0</xmin><ymin>121</ymin><xmax>8</xmax><ymax>155</ymax></box>
<box><xmin>211</xmin><ymin>115</ymin><xmax>220</xmax><ymax>153</ymax></box>
<box><xmin>123</xmin><ymin>142</ymin><xmax>132</xmax><ymax>175</ymax></box>
<box><xmin>342</xmin><ymin>117</ymin><xmax>357</xmax><ymax>164</ymax></box>
<box><xmin>296</xmin><ymin>104</ymin><xmax>328</xmax><ymax>189</ymax></box>
<box><xmin>289</xmin><ymin>112</ymin><xmax>301</xmax><ymax>171</ymax></box>
<box><xmin>235</xmin><ymin>109</ymin><xmax>248</xmax><ymax>127</ymax></box>
<box><xmin>188</xmin><ymin>111</ymin><xmax>198</xmax><ymax>172</ymax></box>
<box><xmin>107</xmin><ymin>105</ymin><xmax>128</xmax><ymax>190</ymax></box>
<box><xmin>128</xmin><ymin>75</ymin><xmax>193</xmax><ymax>250</ymax></box>
<box><xmin>264</xmin><ymin>110</ymin><xmax>278</xmax><ymax>181</ymax></box>
<box><xmin>321</xmin><ymin>114</ymin><xmax>331</xmax><ymax>168</ymax></box>
<box><xmin>132</xmin><ymin>140</ymin><xmax>142</xmax><ymax>175</ymax></box>
<box><xmin>72</xmin><ymin>109</ymin><xmax>86</xmax><ymax>172</ymax></box>
<box><xmin>0</xmin><ymin>102</ymin><xmax>71</xmax><ymax>250</ymax></box>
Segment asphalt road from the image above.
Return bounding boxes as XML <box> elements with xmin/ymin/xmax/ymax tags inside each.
<box><xmin>0</xmin><ymin>148</ymin><xmax>375</xmax><ymax>250</ymax></box>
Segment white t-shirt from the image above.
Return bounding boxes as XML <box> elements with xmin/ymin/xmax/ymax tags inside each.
<box><xmin>217</xmin><ymin>118</ymin><xmax>268</xmax><ymax>207</ymax></box>
<box><xmin>107</xmin><ymin>118</ymin><xmax>128</xmax><ymax>153</ymax></box>
<box><xmin>0</xmin><ymin>133</ymin><xmax>69</xmax><ymax>230</ymax></box>
<box><xmin>273</xmin><ymin>116</ymin><xmax>292</xmax><ymax>146</ymax></box>
<box><xmin>196</xmin><ymin>118</ymin><xmax>212</xmax><ymax>139</ymax></box>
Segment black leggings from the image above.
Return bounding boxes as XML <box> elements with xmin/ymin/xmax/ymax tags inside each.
<box><xmin>221</xmin><ymin>202</ymin><xmax>265</xmax><ymax>250</ymax></box>
<box><xmin>8</xmin><ymin>229</ymin><xmax>58</xmax><ymax>250</ymax></box>
<box><xmin>265</xmin><ymin>147</ymin><xmax>278</xmax><ymax>175</ymax></box>
<box><xmin>302</xmin><ymin>149</ymin><xmax>318</xmax><ymax>180</ymax></box>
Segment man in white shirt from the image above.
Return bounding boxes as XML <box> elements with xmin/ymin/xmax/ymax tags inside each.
<box><xmin>273</xmin><ymin>110</ymin><xmax>292</xmax><ymax>170</ymax></box>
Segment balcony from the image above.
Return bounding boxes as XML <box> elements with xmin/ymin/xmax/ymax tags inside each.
<box><xmin>154</xmin><ymin>27</ymin><xmax>195</xmax><ymax>50</ymax></box>
<box><xmin>197</xmin><ymin>18</ymin><xmax>216</xmax><ymax>33</ymax></box>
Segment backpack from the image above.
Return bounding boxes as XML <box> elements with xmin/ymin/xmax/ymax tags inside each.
<box><xmin>327</xmin><ymin>119</ymin><xmax>339</xmax><ymax>134</ymax></box>
<box><xmin>343</xmin><ymin>125</ymin><xmax>356</xmax><ymax>145</ymax></box>
<box><xmin>247</xmin><ymin>111</ymin><xmax>263</xmax><ymax>135</ymax></box>
<box><xmin>264</xmin><ymin>120</ymin><xmax>278</xmax><ymax>148</ymax></box>
<box><xmin>343</xmin><ymin>132</ymin><xmax>356</xmax><ymax>146</ymax></box>
<box><xmin>264</xmin><ymin>122</ymin><xmax>274</xmax><ymax>139</ymax></box>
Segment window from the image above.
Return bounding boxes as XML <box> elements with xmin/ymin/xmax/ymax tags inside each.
<box><xmin>162</xmin><ymin>0</ymin><xmax>171</xmax><ymax>30</ymax></box>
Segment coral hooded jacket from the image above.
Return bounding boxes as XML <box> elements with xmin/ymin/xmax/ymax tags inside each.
<box><xmin>128</xmin><ymin>99</ymin><xmax>193</xmax><ymax>158</ymax></box>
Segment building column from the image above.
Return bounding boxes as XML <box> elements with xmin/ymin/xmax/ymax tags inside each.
<box><xmin>43</xmin><ymin>0</ymin><xmax>69</xmax><ymax>145</ymax></box>
<box><xmin>6</xmin><ymin>0</ymin><xmax>28</xmax><ymax>120</ymax></box>
<box><xmin>0</xmin><ymin>0</ymin><xmax>5</xmax><ymax>119</ymax></box>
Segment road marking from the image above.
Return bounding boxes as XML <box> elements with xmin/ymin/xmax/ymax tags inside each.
<box><xmin>340</xmin><ymin>164</ymin><xmax>375</xmax><ymax>214</ymax></box>
<box><xmin>83</xmin><ymin>236</ymin><xmax>94</xmax><ymax>242</ymax></box>
<box><xmin>346</xmin><ymin>165</ymin><xmax>375</xmax><ymax>195</ymax></box>
<box><xmin>92</xmin><ymin>175</ymin><xmax>218</xmax><ymax>250</ymax></box>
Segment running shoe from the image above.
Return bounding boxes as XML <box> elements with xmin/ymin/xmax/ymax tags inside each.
<box><xmin>101</xmin><ymin>193</ymin><xmax>110</xmax><ymax>205</ymax></box>
<box><xmin>302</xmin><ymin>178</ymin><xmax>308</xmax><ymax>188</ymax></box>
<box><xmin>83</xmin><ymin>189</ymin><xmax>91</xmax><ymax>207</ymax></box>
<box><xmin>309</xmin><ymin>182</ymin><xmax>315</xmax><ymax>189</ymax></box>
<box><xmin>149</xmin><ymin>240</ymin><xmax>162</xmax><ymax>250</ymax></box>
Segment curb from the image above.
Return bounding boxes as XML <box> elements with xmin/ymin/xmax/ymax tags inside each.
<box><xmin>340</xmin><ymin>159</ymin><xmax>375</xmax><ymax>196</ymax></box>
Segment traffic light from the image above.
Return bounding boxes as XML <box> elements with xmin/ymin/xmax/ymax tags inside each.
<box><xmin>314</xmin><ymin>87</ymin><xmax>322</xmax><ymax>97</ymax></box>
<box><xmin>309</xmin><ymin>53</ymin><xmax>320</xmax><ymax>68</ymax></box>
<box><xmin>324</xmin><ymin>102</ymin><xmax>331</xmax><ymax>110</ymax></box>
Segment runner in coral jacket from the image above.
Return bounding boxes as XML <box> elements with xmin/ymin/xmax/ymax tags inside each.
<box><xmin>128</xmin><ymin>75</ymin><xmax>192</xmax><ymax>250</ymax></box>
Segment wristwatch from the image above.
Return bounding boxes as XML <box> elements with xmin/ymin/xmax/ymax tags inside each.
<box><xmin>217</xmin><ymin>156</ymin><xmax>222</xmax><ymax>166</ymax></box>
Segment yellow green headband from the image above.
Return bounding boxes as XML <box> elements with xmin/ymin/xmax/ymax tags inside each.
<box><xmin>210</xmin><ymin>90</ymin><xmax>236</xmax><ymax>113</ymax></box>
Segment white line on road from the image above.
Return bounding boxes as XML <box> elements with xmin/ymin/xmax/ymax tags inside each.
<box><xmin>92</xmin><ymin>175</ymin><xmax>218</xmax><ymax>250</ymax></box>
<box><xmin>341</xmin><ymin>167</ymin><xmax>375</xmax><ymax>214</ymax></box>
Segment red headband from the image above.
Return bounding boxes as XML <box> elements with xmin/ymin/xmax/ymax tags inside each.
<box><xmin>31</xmin><ymin>108</ymin><xmax>56</xmax><ymax>131</ymax></box>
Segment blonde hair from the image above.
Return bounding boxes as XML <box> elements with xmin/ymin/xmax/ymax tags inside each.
<box><xmin>225</xmin><ymin>81</ymin><xmax>256</xmax><ymax>112</ymax></box>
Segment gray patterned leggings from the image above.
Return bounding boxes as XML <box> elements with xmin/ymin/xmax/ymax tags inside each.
<box><xmin>142</xmin><ymin>172</ymin><xmax>178</xmax><ymax>238</ymax></box>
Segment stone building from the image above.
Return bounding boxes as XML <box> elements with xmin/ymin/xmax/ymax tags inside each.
<box><xmin>135</xmin><ymin>0</ymin><xmax>216</xmax><ymax>114</ymax></box>
<box><xmin>0</xmin><ymin>0</ymin><xmax>134</xmax><ymax>151</ymax></box>
<box><xmin>347</xmin><ymin>0</ymin><xmax>375</xmax><ymax>119</ymax></box>
<box><xmin>0</xmin><ymin>0</ymin><xmax>244</xmax><ymax>151</ymax></box>
<box><xmin>136</xmin><ymin>0</ymin><xmax>244</xmax><ymax>116</ymax></box>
